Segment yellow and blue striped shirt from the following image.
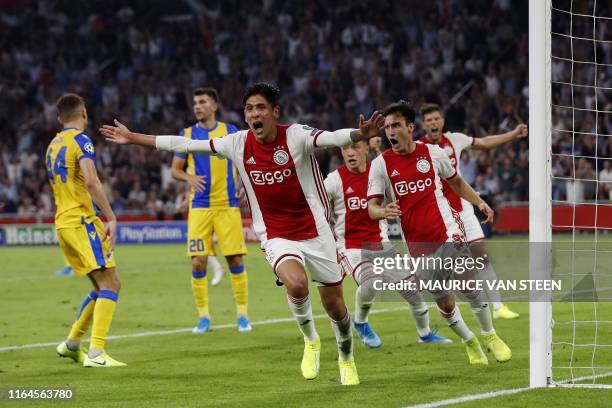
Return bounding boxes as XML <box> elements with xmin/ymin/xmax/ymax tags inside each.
<box><xmin>176</xmin><ymin>121</ymin><xmax>240</xmax><ymax>209</ymax></box>
<box><xmin>45</xmin><ymin>128</ymin><xmax>99</xmax><ymax>228</ymax></box>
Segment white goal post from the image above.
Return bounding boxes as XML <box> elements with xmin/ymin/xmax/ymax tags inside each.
<box><xmin>529</xmin><ymin>0</ymin><xmax>553</xmax><ymax>389</ymax></box>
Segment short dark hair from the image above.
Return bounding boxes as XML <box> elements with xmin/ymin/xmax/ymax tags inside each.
<box><xmin>242</xmin><ymin>82</ymin><xmax>280</xmax><ymax>107</ymax></box>
<box><xmin>381</xmin><ymin>100</ymin><xmax>415</xmax><ymax>124</ymax></box>
<box><xmin>56</xmin><ymin>93</ymin><xmax>85</xmax><ymax>122</ymax></box>
<box><xmin>193</xmin><ymin>87</ymin><xmax>218</xmax><ymax>102</ymax></box>
<box><xmin>420</xmin><ymin>103</ymin><xmax>443</xmax><ymax>118</ymax></box>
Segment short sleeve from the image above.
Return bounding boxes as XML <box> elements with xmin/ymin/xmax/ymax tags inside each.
<box><xmin>226</xmin><ymin>123</ymin><xmax>239</xmax><ymax>134</ymax></box>
<box><xmin>367</xmin><ymin>156</ymin><xmax>387</xmax><ymax>200</ymax></box>
<box><xmin>174</xmin><ymin>129</ymin><xmax>188</xmax><ymax>159</ymax></box>
<box><xmin>447</xmin><ymin>132</ymin><xmax>474</xmax><ymax>153</ymax></box>
<box><xmin>324</xmin><ymin>170</ymin><xmax>341</xmax><ymax>204</ymax></box>
<box><xmin>429</xmin><ymin>145</ymin><xmax>457</xmax><ymax>179</ymax></box>
<box><xmin>74</xmin><ymin>133</ymin><xmax>95</xmax><ymax>161</ymax></box>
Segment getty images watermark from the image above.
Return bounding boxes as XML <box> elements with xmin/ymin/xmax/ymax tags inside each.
<box><xmin>352</xmin><ymin>242</ymin><xmax>593</xmax><ymax>302</ymax></box>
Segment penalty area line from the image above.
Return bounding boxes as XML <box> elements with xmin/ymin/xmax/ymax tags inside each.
<box><xmin>405</xmin><ymin>387</ymin><xmax>531</xmax><ymax>408</ymax></box>
<box><xmin>0</xmin><ymin>306</ymin><xmax>408</xmax><ymax>352</ymax></box>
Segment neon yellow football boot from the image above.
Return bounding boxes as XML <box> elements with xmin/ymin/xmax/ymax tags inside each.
<box><xmin>301</xmin><ymin>337</ymin><xmax>320</xmax><ymax>380</ymax></box>
<box><xmin>493</xmin><ymin>304</ymin><xmax>520</xmax><ymax>320</ymax></box>
<box><xmin>56</xmin><ymin>342</ymin><xmax>86</xmax><ymax>363</ymax></box>
<box><xmin>483</xmin><ymin>332</ymin><xmax>512</xmax><ymax>363</ymax></box>
<box><xmin>338</xmin><ymin>359</ymin><xmax>360</xmax><ymax>385</ymax></box>
<box><xmin>83</xmin><ymin>352</ymin><xmax>127</xmax><ymax>368</ymax></box>
<box><xmin>463</xmin><ymin>336</ymin><xmax>488</xmax><ymax>365</ymax></box>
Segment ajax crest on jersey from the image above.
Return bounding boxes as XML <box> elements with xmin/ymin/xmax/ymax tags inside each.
<box><xmin>273</xmin><ymin>150</ymin><xmax>289</xmax><ymax>165</ymax></box>
<box><xmin>416</xmin><ymin>159</ymin><xmax>431</xmax><ymax>173</ymax></box>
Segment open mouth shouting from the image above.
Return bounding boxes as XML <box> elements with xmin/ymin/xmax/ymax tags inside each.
<box><xmin>252</xmin><ymin>121</ymin><xmax>264</xmax><ymax>134</ymax></box>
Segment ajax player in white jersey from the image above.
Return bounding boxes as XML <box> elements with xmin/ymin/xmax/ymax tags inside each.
<box><xmin>419</xmin><ymin>103</ymin><xmax>528</xmax><ymax>320</ymax></box>
<box><xmin>324</xmin><ymin>140</ymin><xmax>452</xmax><ymax>347</ymax></box>
<box><xmin>101</xmin><ymin>82</ymin><xmax>386</xmax><ymax>385</ymax></box>
<box><xmin>367</xmin><ymin>101</ymin><xmax>511</xmax><ymax>365</ymax></box>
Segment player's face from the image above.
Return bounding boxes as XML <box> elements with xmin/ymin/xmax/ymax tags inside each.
<box><xmin>244</xmin><ymin>94</ymin><xmax>280</xmax><ymax>139</ymax></box>
<box><xmin>193</xmin><ymin>95</ymin><xmax>218</xmax><ymax>122</ymax></box>
<box><xmin>341</xmin><ymin>141</ymin><xmax>368</xmax><ymax>172</ymax></box>
<box><xmin>383</xmin><ymin>113</ymin><xmax>415</xmax><ymax>154</ymax></box>
<box><xmin>422</xmin><ymin>111</ymin><xmax>445</xmax><ymax>142</ymax></box>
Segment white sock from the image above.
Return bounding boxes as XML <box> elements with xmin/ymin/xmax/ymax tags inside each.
<box><xmin>354</xmin><ymin>284</ymin><xmax>375</xmax><ymax>323</ymax></box>
<box><xmin>480</xmin><ymin>263</ymin><xmax>503</xmax><ymax>306</ymax></box>
<box><xmin>287</xmin><ymin>295</ymin><xmax>318</xmax><ymax>342</ymax></box>
<box><xmin>462</xmin><ymin>290</ymin><xmax>495</xmax><ymax>335</ymax></box>
<box><xmin>407</xmin><ymin>297</ymin><xmax>431</xmax><ymax>337</ymax></box>
<box><xmin>331</xmin><ymin>309</ymin><xmax>353</xmax><ymax>362</ymax></box>
<box><xmin>438</xmin><ymin>305</ymin><xmax>474</xmax><ymax>341</ymax></box>
<box><xmin>208</xmin><ymin>256</ymin><xmax>223</xmax><ymax>273</ymax></box>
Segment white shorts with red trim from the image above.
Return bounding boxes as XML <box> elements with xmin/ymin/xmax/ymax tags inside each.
<box><xmin>459</xmin><ymin>203</ymin><xmax>485</xmax><ymax>242</ymax></box>
<box><xmin>263</xmin><ymin>230</ymin><xmax>343</xmax><ymax>287</ymax></box>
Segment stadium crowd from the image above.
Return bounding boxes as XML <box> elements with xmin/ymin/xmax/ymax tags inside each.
<box><xmin>0</xmin><ymin>0</ymin><xmax>609</xmax><ymax>218</ymax></box>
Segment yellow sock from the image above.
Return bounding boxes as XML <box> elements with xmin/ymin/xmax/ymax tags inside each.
<box><xmin>191</xmin><ymin>271</ymin><xmax>209</xmax><ymax>317</ymax></box>
<box><xmin>67</xmin><ymin>290</ymin><xmax>97</xmax><ymax>342</ymax></box>
<box><xmin>229</xmin><ymin>265</ymin><xmax>248</xmax><ymax>317</ymax></box>
<box><xmin>90</xmin><ymin>290</ymin><xmax>118</xmax><ymax>351</ymax></box>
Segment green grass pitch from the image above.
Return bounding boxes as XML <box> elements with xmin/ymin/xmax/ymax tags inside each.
<box><xmin>1</xmin><ymin>238</ymin><xmax>611</xmax><ymax>407</ymax></box>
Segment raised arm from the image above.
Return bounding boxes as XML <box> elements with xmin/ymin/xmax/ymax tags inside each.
<box><xmin>100</xmin><ymin>120</ymin><xmax>214</xmax><ymax>154</ymax></box>
<box><xmin>313</xmin><ymin>111</ymin><xmax>385</xmax><ymax>149</ymax></box>
<box><xmin>472</xmin><ymin>123</ymin><xmax>528</xmax><ymax>150</ymax></box>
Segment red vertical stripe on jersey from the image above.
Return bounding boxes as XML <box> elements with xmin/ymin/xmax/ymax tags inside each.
<box><xmin>243</xmin><ymin>125</ymin><xmax>318</xmax><ymax>241</ymax></box>
<box><xmin>338</xmin><ymin>164</ymin><xmax>383</xmax><ymax>249</ymax></box>
<box><xmin>420</xmin><ymin>135</ymin><xmax>462</xmax><ymax>212</ymax></box>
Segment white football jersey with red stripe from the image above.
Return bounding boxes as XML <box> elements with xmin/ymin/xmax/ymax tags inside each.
<box><xmin>210</xmin><ymin>124</ymin><xmax>332</xmax><ymax>243</ymax></box>
<box><xmin>324</xmin><ymin>163</ymin><xmax>388</xmax><ymax>250</ymax></box>
<box><xmin>419</xmin><ymin>132</ymin><xmax>473</xmax><ymax>212</ymax></box>
<box><xmin>367</xmin><ymin>142</ymin><xmax>465</xmax><ymax>254</ymax></box>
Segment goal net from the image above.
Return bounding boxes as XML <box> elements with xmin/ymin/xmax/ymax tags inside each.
<box><xmin>531</xmin><ymin>0</ymin><xmax>612</xmax><ymax>388</ymax></box>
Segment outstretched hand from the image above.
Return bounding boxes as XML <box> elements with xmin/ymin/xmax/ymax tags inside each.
<box><xmin>358</xmin><ymin>111</ymin><xmax>385</xmax><ymax>139</ymax></box>
<box><xmin>513</xmin><ymin>123</ymin><xmax>528</xmax><ymax>139</ymax></box>
<box><xmin>100</xmin><ymin>119</ymin><xmax>133</xmax><ymax>144</ymax></box>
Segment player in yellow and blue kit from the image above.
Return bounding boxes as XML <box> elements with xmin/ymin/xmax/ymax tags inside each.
<box><xmin>171</xmin><ymin>88</ymin><xmax>250</xmax><ymax>333</ymax></box>
<box><xmin>47</xmin><ymin>93</ymin><xmax>125</xmax><ymax>367</ymax></box>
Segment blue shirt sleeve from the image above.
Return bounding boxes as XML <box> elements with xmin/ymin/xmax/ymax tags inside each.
<box><xmin>74</xmin><ymin>133</ymin><xmax>96</xmax><ymax>161</ymax></box>
<box><xmin>226</xmin><ymin>124</ymin><xmax>239</xmax><ymax>134</ymax></box>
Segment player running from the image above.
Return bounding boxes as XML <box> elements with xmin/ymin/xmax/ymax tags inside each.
<box><xmin>101</xmin><ymin>82</ymin><xmax>385</xmax><ymax>385</ymax></box>
<box><xmin>367</xmin><ymin>101</ymin><xmax>511</xmax><ymax>365</ymax></box>
<box><xmin>171</xmin><ymin>88</ymin><xmax>250</xmax><ymax>333</ymax></box>
<box><xmin>324</xmin><ymin>140</ymin><xmax>451</xmax><ymax>347</ymax></box>
<box><xmin>48</xmin><ymin>93</ymin><xmax>125</xmax><ymax>367</ymax></box>
<box><xmin>419</xmin><ymin>103</ymin><xmax>527</xmax><ymax>320</ymax></box>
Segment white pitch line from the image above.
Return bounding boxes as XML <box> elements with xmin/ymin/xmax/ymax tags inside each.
<box><xmin>0</xmin><ymin>306</ymin><xmax>408</xmax><ymax>352</ymax></box>
<box><xmin>407</xmin><ymin>371</ymin><xmax>612</xmax><ymax>408</ymax></box>
<box><xmin>405</xmin><ymin>387</ymin><xmax>531</xmax><ymax>408</ymax></box>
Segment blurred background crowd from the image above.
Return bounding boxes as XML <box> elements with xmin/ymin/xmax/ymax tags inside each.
<box><xmin>0</xmin><ymin>0</ymin><xmax>609</xmax><ymax>219</ymax></box>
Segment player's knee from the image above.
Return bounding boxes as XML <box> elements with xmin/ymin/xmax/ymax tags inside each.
<box><xmin>285</xmin><ymin>276</ymin><xmax>309</xmax><ymax>299</ymax></box>
<box><xmin>226</xmin><ymin>255</ymin><xmax>243</xmax><ymax>268</ymax></box>
<box><xmin>436</xmin><ymin>295</ymin><xmax>455</xmax><ymax>314</ymax></box>
<box><xmin>192</xmin><ymin>256</ymin><xmax>207</xmax><ymax>272</ymax></box>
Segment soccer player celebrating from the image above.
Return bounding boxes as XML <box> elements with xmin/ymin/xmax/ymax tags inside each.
<box><xmin>419</xmin><ymin>103</ymin><xmax>527</xmax><ymax>320</ymax></box>
<box><xmin>101</xmin><ymin>82</ymin><xmax>385</xmax><ymax>385</ymax></box>
<box><xmin>171</xmin><ymin>88</ymin><xmax>250</xmax><ymax>333</ymax></box>
<box><xmin>48</xmin><ymin>94</ymin><xmax>125</xmax><ymax>367</ymax></box>
<box><xmin>324</xmin><ymin>141</ymin><xmax>451</xmax><ymax>347</ymax></box>
<box><xmin>367</xmin><ymin>101</ymin><xmax>511</xmax><ymax>364</ymax></box>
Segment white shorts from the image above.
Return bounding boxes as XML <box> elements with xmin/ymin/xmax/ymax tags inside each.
<box><xmin>459</xmin><ymin>202</ymin><xmax>485</xmax><ymax>242</ymax></box>
<box><xmin>338</xmin><ymin>243</ymin><xmax>406</xmax><ymax>286</ymax></box>
<box><xmin>263</xmin><ymin>231</ymin><xmax>343</xmax><ymax>287</ymax></box>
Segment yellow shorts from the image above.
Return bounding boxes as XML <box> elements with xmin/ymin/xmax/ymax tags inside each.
<box><xmin>57</xmin><ymin>217</ymin><xmax>116</xmax><ymax>277</ymax></box>
<box><xmin>187</xmin><ymin>208</ymin><xmax>247</xmax><ymax>257</ymax></box>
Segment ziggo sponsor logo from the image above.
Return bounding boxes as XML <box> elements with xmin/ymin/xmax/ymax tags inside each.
<box><xmin>249</xmin><ymin>169</ymin><xmax>293</xmax><ymax>185</ymax></box>
<box><xmin>394</xmin><ymin>178</ymin><xmax>433</xmax><ymax>195</ymax></box>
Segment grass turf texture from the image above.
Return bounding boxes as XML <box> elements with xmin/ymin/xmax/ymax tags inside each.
<box><xmin>1</xmin><ymin>237</ymin><xmax>610</xmax><ymax>407</ymax></box>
